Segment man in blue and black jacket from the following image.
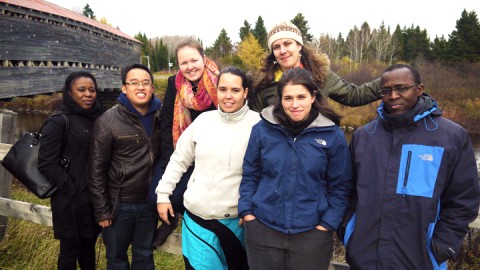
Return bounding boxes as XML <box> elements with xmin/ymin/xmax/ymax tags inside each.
<box><xmin>342</xmin><ymin>64</ymin><xmax>479</xmax><ymax>270</ymax></box>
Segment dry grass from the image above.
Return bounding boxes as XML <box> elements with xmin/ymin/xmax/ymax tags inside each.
<box><xmin>0</xmin><ymin>186</ymin><xmax>184</xmax><ymax>270</ymax></box>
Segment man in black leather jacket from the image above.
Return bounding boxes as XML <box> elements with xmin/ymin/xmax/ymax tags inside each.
<box><xmin>88</xmin><ymin>64</ymin><xmax>162</xmax><ymax>270</ymax></box>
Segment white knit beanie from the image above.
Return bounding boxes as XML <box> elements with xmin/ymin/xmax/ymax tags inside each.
<box><xmin>267</xmin><ymin>21</ymin><xmax>303</xmax><ymax>50</ymax></box>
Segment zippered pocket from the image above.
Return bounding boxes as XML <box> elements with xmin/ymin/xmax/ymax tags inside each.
<box><xmin>396</xmin><ymin>144</ymin><xmax>444</xmax><ymax>198</ymax></box>
<box><xmin>116</xmin><ymin>134</ymin><xmax>141</xmax><ymax>143</ymax></box>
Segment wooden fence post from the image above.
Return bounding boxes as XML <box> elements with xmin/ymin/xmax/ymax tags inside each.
<box><xmin>0</xmin><ymin>109</ymin><xmax>17</xmax><ymax>242</ymax></box>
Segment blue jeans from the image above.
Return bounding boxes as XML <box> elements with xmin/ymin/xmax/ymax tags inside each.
<box><xmin>102</xmin><ymin>202</ymin><xmax>157</xmax><ymax>270</ymax></box>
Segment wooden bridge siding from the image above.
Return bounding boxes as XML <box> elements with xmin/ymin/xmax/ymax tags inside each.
<box><xmin>0</xmin><ymin>14</ymin><xmax>140</xmax><ymax>67</ymax></box>
<box><xmin>0</xmin><ymin>4</ymin><xmax>141</xmax><ymax>99</ymax></box>
<box><xmin>0</xmin><ymin>67</ymin><xmax>122</xmax><ymax>98</ymax></box>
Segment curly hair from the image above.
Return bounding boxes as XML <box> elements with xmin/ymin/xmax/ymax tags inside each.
<box><xmin>252</xmin><ymin>44</ymin><xmax>330</xmax><ymax>93</ymax></box>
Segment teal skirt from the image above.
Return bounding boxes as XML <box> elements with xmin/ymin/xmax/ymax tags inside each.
<box><xmin>182</xmin><ymin>210</ymin><xmax>246</xmax><ymax>269</ymax></box>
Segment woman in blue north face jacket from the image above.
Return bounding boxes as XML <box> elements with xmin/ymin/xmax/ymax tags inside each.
<box><xmin>239</xmin><ymin>68</ymin><xmax>353</xmax><ymax>270</ymax></box>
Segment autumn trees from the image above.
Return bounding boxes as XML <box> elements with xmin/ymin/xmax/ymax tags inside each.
<box><xmin>128</xmin><ymin>10</ymin><xmax>480</xmax><ymax>72</ymax></box>
<box><xmin>207</xmin><ymin>10</ymin><xmax>480</xmax><ymax>72</ymax></box>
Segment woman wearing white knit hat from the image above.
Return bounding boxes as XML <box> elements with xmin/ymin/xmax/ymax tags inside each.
<box><xmin>249</xmin><ymin>21</ymin><xmax>381</xmax><ymax>112</ymax></box>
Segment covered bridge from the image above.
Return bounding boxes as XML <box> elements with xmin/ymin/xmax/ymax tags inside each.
<box><xmin>0</xmin><ymin>0</ymin><xmax>142</xmax><ymax>100</ymax></box>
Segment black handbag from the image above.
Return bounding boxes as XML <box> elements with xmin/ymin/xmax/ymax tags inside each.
<box><xmin>1</xmin><ymin>114</ymin><xmax>70</xmax><ymax>199</ymax></box>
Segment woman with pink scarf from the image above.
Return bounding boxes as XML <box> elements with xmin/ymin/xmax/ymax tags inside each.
<box><xmin>150</xmin><ymin>39</ymin><xmax>220</xmax><ymax>246</ymax></box>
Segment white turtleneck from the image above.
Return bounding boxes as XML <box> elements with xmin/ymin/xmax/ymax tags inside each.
<box><xmin>156</xmin><ymin>103</ymin><xmax>260</xmax><ymax>220</ymax></box>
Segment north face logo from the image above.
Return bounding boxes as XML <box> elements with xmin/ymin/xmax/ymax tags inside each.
<box><xmin>419</xmin><ymin>154</ymin><xmax>433</xmax><ymax>161</ymax></box>
<box><xmin>315</xmin><ymin>138</ymin><xmax>326</xmax><ymax>146</ymax></box>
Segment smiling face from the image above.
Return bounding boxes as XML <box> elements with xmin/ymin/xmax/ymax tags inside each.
<box><xmin>121</xmin><ymin>68</ymin><xmax>154</xmax><ymax>114</ymax></box>
<box><xmin>217</xmin><ymin>73</ymin><xmax>248</xmax><ymax>113</ymax></box>
<box><xmin>68</xmin><ymin>77</ymin><xmax>97</xmax><ymax>110</ymax></box>
<box><xmin>177</xmin><ymin>46</ymin><xmax>206</xmax><ymax>84</ymax></box>
<box><xmin>281</xmin><ymin>83</ymin><xmax>315</xmax><ymax>122</ymax></box>
<box><xmin>272</xmin><ymin>38</ymin><xmax>302</xmax><ymax>71</ymax></box>
<box><xmin>381</xmin><ymin>68</ymin><xmax>424</xmax><ymax>116</ymax></box>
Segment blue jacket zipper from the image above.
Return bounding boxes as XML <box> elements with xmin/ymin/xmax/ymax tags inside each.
<box><xmin>402</xmin><ymin>151</ymin><xmax>412</xmax><ymax>197</ymax></box>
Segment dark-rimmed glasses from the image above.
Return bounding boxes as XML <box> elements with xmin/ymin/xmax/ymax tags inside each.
<box><xmin>125</xmin><ymin>81</ymin><xmax>152</xmax><ymax>88</ymax></box>
<box><xmin>378</xmin><ymin>84</ymin><xmax>418</xmax><ymax>96</ymax></box>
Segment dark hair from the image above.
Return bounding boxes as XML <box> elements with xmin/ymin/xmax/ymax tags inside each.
<box><xmin>217</xmin><ymin>66</ymin><xmax>252</xmax><ymax>90</ymax></box>
<box><xmin>175</xmin><ymin>39</ymin><xmax>204</xmax><ymax>63</ymax></box>
<box><xmin>121</xmin><ymin>64</ymin><xmax>153</xmax><ymax>85</ymax></box>
<box><xmin>64</xmin><ymin>70</ymin><xmax>98</xmax><ymax>93</ymax></box>
<box><xmin>381</xmin><ymin>64</ymin><xmax>421</xmax><ymax>85</ymax></box>
<box><xmin>274</xmin><ymin>67</ymin><xmax>342</xmax><ymax>125</ymax></box>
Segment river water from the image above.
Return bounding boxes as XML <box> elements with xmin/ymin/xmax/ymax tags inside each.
<box><xmin>13</xmin><ymin>112</ymin><xmax>480</xmax><ymax>173</ymax></box>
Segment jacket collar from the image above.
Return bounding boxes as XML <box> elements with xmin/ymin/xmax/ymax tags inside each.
<box><xmin>260</xmin><ymin>105</ymin><xmax>334</xmax><ymax>129</ymax></box>
<box><xmin>377</xmin><ymin>94</ymin><xmax>440</xmax><ymax>128</ymax></box>
<box><xmin>217</xmin><ymin>101</ymin><xmax>251</xmax><ymax>123</ymax></box>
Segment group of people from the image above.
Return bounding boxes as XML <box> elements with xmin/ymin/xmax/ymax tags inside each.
<box><xmin>36</xmin><ymin>21</ymin><xmax>479</xmax><ymax>270</ymax></box>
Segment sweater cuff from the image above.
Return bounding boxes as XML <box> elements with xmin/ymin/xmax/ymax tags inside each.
<box><xmin>156</xmin><ymin>194</ymin><xmax>171</xmax><ymax>204</ymax></box>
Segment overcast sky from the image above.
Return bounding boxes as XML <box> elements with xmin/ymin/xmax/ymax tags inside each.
<box><xmin>47</xmin><ymin>0</ymin><xmax>479</xmax><ymax>47</ymax></box>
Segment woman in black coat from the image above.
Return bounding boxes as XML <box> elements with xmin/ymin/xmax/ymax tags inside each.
<box><xmin>38</xmin><ymin>71</ymin><xmax>103</xmax><ymax>270</ymax></box>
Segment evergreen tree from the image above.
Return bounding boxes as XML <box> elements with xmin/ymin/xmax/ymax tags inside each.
<box><xmin>134</xmin><ymin>33</ymin><xmax>152</xmax><ymax>69</ymax></box>
<box><xmin>151</xmin><ymin>39</ymin><xmax>159</xmax><ymax>71</ymax></box>
<box><xmin>335</xmin><ymin>33</ymin><xmax>346</xmax><ymax>61</ymax></box>
<box><xmin>291</xmin><ymin>13</ymin><xmax>313</xmax><ymax>44</ymax></box>
<box><xmin>134</xmin><ymin>32</ymin><xmax>150</xmax><ymax>56</ymax></box>
<box><xmin>82</xmin><ymin>4</ymin><xmax>95</xmax><ymax>19</ymax></box>
<box><xmin>399</xmin><ymin>25</ymin><xmax>430</xmax><ymax>63</ymax></box>
<box><xmin>150</xmin><ymin>39</ymin><xmax>169</xmax><ymax>71</ymax></box>
<box><xmin>239</xmin><ymin>20</ymin><xmax>252</xmax><ymax>41</ymax></box>
<box><xmin>389</xmin><ymin>25</ymin><xmax>403</xmax><ymax>64</ymax></box>
<box><xmin>252</xmin><ymin>16</ymin><xmax>268</xmax><ymax>49</ymax></box>
<box><xmin>157</xmin><ymin>39</ymin><xmax>169</xmax><ymax>70</ymax></box>
<box><xmin>211</xmin><ymin>29</ymin><xmax>233</xmax><ymax>59</ymax></box>
<box><xmin>430</xmin><ymin>35</ymin><xmax>449</xmax><ymax>63</ymax></box>
<box><xmin>448</xmin><ymin>9</ymin><xmax>480</xmax><ymax>63</ymax></box>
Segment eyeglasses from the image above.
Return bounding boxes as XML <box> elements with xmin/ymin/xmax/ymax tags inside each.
<box><xmin>125</xmin><ymin>81</ymin><xmax>152</xmax><ymax>88</ymax></box>
<box><xmin>378</xmin><ymin>84</ymin><xmax>418</xmax><ymax>96</ymax></box>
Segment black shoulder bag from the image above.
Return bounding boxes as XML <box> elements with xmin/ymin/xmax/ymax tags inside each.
<box><xmin>1</xmin><ymin>114</ymin><xmax>70</xmax><ymax>199</ymax></box>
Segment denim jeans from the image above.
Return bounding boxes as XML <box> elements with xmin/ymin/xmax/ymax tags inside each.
<box><xmin>102</xmin><ymin>202</ymin><xmax>157</xmax><ymax>270</ymax></box>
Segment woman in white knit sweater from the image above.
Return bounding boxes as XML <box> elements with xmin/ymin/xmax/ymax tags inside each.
<box><xmin>156</xmin><ymin>66</ymin><xmax>260</xmax><ymax>270</ymax></box>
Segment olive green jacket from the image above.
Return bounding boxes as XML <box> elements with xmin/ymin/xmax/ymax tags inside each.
<box><xmin>249</xmin><ymin>70</ymin><xmax>381</xmax><ymax>112</ymax></box>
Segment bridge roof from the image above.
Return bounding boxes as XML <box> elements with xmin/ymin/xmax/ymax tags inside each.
<box><xmin>1</xmin><ymin>0</ymin><xmax>140</xmax><ymax>43</ymax></box>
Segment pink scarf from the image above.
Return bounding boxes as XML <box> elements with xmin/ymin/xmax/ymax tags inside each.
<box><xmin>172</xmin><ymin>57</ymin><xmax>219</xmax><ymax>148</ymax></box>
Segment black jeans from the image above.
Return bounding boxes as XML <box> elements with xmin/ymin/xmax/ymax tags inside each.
<box><xmin>244</xmin><ymin>219</ymin><xmax>333</xmax><ymax>270</ymax></box>
<box><xmin>58</xmin><ymin>238</ymin><xmax>97</xmax><ymax>270</ymax></box>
